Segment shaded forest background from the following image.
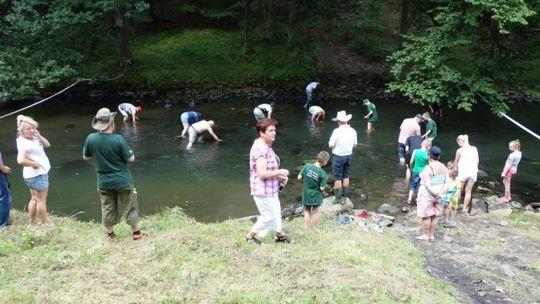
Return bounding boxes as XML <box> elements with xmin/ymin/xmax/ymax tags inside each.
<box><xmin>1</xmin><ymin>0</ymin><xmax>539</xmax><ymax>112</ymax></box>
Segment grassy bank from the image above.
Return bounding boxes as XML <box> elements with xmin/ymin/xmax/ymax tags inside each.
<box><xmin>86</xmin><ymin>29</ymin><xmax>318</xmax><ymax>89</ymax></box>
<box><xmin>0</xmin><ymin>208</ymin><xmax>457</xmax><ymax>303</ymax></box>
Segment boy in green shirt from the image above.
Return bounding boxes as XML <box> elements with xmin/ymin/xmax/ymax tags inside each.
<box><xmin>422</xmin><ymin>112</ymin><xmax>437</xmax><ymax>140</ymax></box>
<box><xmin>362</xmin><ymin>98</ymin><xmax>378</xmax><ymax>132</ymax></box>
<box><xmin>298</xmin><ymin>151</ymin><xmax>330</xmax><ymax>227</ymax></box>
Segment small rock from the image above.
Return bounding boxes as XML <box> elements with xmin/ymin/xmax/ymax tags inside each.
<box><xmin>491</xmin><ymin>209</ymin><xmax>512</xmax><ymax>216</ymax></box>
<box><xmin>524</xmin><ymin>205</ymin><xmax>535</xmax><ymax>212</ymax></box>
<box><xmin>401</xmin><ymin>206</ymin><xmax>410</xmax><ymax>213</ymax></box>
<box><xmin>495</xmin><ymin>286</ymin><xmax>505</xmax><ymax>294</ymax></box>
<box><xmin>377</xmin><ymin>203</ymin><xmax>400</xmax><ymax>214</ymax></box>
<box><xmin>477</xmin><ymin>291</ymin><xmax>486</xmax><ymax>297</ymax></box>
<box><xmin>499</xmin><ymin>221</ymin><xmax>508</xmax><ymax>226</ymax></box>
<box><xmin>477</xmin><ymin>186</ymin><xmax>491</xmax><ymax>194</ymax></box>
<box><xmin>500</xmin><ymin>264</ymin><xmax>515</xmax><ymax>278</ymax></box>
<box><xmin>510</xmin><ymin>201</ymin><xmax>522</xmax><ymax>209</ymax></box>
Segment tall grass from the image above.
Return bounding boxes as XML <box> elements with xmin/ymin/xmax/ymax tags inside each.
<box><xmin>0</xmin><ymin>208</ymin><xmax>458</xmax><ymax>303</ymax></box>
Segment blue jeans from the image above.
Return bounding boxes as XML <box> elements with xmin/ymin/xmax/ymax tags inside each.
<box><xmin>0</xmin><ymin>174</ymin><xmax>12</xmax><ymax>228</ymax></box>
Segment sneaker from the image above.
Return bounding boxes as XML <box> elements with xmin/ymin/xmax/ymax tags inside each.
<box><xmin>132</xmin><ymin>230</ymin><xmax>145</xmax><ymax>240</ymax></box>
<box><xmin>106</xmin><ymin>232</ymin><xmax>116</xmax><ymax>241</ymax></box>
<box><xmin>275</xmin><ymin>235</ymin><xmax>291</xmax><ymax>243</ymax></box>
<box><xmin>245</xmin><ymin>235</ymin><xmax>262</xmax><ymax>245</ymax></box>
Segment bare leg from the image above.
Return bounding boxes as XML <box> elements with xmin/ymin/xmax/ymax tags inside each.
<box><xmin>304</xmin><ymin>207</ymin><xmax>312</xmax><ymax>227</ymax></box>
<box><xmin>35</xmin><ymin>188</ymin><xmax>48</xmax><ymax>224</ymax></box>
<box><xmin>312</xmin><ymin>207</ymin><xmax>320</xmax><ymax>226</ymax></box>
<box><xmin>428</xmin><ymin>216</ymin><xmax>437</xmax><ymax>239</ymax></box>
<box><xmin>342</xmin><ymin>178</ymin><xmax>350</xmax><ymax>188</ymax></box>
<box><xmin>180</xmin><ymin>123</ymin><xmax>189</xmax><ymax>138</ymax></box>
<box><xmin>28</xmin><ymin>194</ymin><xmax>37</xmax><ymax>225</ymax></box>
<box><xmin>418</xmin><ymin>217</ymin><xmax>430</xmax><ymax>238</ymax></box>
<box><xmin>503</xmin><ymin>176</ymin><xmax>511</xmax><ymax>200</ymax></box>
<box><xmin>462</xmin><ymin>181</ymin><xmax>475</xmax><ymax>213</ymax></box>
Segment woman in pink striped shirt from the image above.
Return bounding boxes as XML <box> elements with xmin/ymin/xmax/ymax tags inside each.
<box><xmin>244</xmin><ymin>119</ymin><xmax>291</xmax><ymax>245</ymax></box>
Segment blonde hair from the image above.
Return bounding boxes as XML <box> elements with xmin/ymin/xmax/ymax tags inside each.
<box><xmin>17</xmin><ymin>115</ymin><xmax>38</xmax><ymax>132</ymax></box>
<box><xmin>447</xmin><ymin>161</ymin><xmax>458</xmax><ymax>178</ymax></box>
<box><xmin>456</xmin><ymin>134</ymin><xmax>469</xmax><ymax>146</ymax></box>
<box><xmin>509</xmin><ymin>139</ymin><xmax>520</xmax><ymax>150</ymax></box>
<box><xmin>421</xmin><ymin>138</ymin><xmax>433</xmax><ymax>149</ymax></box>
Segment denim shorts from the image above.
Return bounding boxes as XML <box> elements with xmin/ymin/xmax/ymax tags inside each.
<box><xmin>24</xmin><ymin>174</ymin><xmax>49</xmax><ymax>191</ymax></box>
<box><xmin>332</xmin><ymin>154</ymin><xmax>352</xmax><ymax>181</ymax></box>
<box><xmin>409</xmin><ymin>172</ymin><xmax>422</xmax><ymax>191</ymax></box>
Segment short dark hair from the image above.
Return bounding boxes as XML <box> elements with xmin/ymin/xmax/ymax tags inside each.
<box><xmin>256</xmin><ymin>118</ymin><xmax>278</xmax><ymax>137</ymax></box>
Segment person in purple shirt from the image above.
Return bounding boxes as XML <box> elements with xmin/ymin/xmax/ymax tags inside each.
<box><xmin>0</xmin><ymin>151</ymin><xmax>13</xmax><ymax>228</ymax></box>
<box><xmin>244</xmin><ymin>118</ymin><xmax>291</xmax><ymax>245</ymax></box>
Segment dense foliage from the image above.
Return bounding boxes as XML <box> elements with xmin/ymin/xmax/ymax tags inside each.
<box><xmin>1</xmin><ymin>0</ymin><xmax>538</xmax><ymax>113</ymax></box>
<box><xmin>387</xmin><ymin>0</ymin><xmax>538</xmax><ymax>113</ymax></box>
<box><xmin>0</xmin><ymin>0</ymin><xmax>148</xmax><ymax>102</ymax></box>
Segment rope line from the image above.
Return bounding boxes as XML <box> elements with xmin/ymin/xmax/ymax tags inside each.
<box><xmin>0</xmin><ymin>63</ymin><xmax>128</xmax><ymax>120</ymax></box>
<box><xmin>499</xmin><ymin>112</ymin><xmax>540</xmax><ymax>140</ymax></box>
<box><xmin>451</xmin><ymin>64</ymin><xmax>540</xmax><ymax>141</ymax></box>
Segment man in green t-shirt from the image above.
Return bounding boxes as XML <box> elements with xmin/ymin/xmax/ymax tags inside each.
<box><xmin>362</xmin><ymin>98</ymin><xmax>378</xmax><ymax>132</ymax></box>
<box><xmin>297</xmin><ymin>151</ymin><xmax>330</xmax><ymax>227</ymax></box>
<box><xmin>422</xmin><ymin>112</ymin><xmax>437</xmax><ymax>140</ymax></box>
<box><xmin>83</xmin><ymin>108</ymin><xmax>143</xmax><ymax>241</ymax></box>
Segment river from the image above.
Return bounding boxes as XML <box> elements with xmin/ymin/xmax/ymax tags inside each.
<box><xmin>0</xmin><ymin>98</ymin><xmax>538</xmax><ymax>222</ymax></box>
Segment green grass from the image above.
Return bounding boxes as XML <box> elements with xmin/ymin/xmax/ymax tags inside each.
<box><xmin>86</xmin><ymin>29</ymin><xmax>318</xmax><ymax>88</ymax></box>
<box><xmin>0</xmin><ymin>208</ymin><xmax>458</xmax><ymax>304</ymax></box>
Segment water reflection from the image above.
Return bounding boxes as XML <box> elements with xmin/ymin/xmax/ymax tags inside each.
<box><xmin>0</xmin><ymin>99</ymin><xmax>538</xmax><ymax>222</ymax></box>
<box><xmin>119</xmin><ymin>122</ymin><xmax>141</xmax><ymax>150</ymax></box>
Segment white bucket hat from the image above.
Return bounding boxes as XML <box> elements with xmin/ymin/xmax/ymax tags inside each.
<box><xmin>91</xmin><ymin>108</ymin><xmax>117</xmax><ymax>131</ymax></box>
<box><xmin>331</xmin><ymin>110</ymin><xmax>352</xmax><ymax>122</ymax></box>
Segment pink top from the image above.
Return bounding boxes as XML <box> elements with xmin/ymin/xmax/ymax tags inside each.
<box><xmin>398</xmin><ymin>118</ymin><xmax>421</xmax><ymax>144</ymax></box>
<box><xmin>250</xmin><ymin>139</ymin><xmax>279</xmax><ymax>197</ymax></box>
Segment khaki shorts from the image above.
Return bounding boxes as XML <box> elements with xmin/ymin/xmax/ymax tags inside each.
<box><xmin>99</xmin><ymin>187</ymin><xmax>139</xmax><ymax>227</ymax></box>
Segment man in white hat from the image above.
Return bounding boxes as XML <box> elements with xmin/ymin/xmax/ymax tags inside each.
<box><xmin>328</xmin><ymin>111</ymin><xmax>358</xmax><ymax>204</ymax></box>
<box><xmin>82</xmin><ymin>108</ymin><xmax>143</xmax><ymax>241</ymax></box>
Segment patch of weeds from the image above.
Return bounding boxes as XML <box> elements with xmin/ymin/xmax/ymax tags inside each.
<box><xmin>525</xmin><ymin>262</ymin><xmax>540</xmax><ymax>272</ymax></box>
<box><xmin>0</xmin><ymin>239</ymin><xmax>18</xmax><ymax>256</ymax></box>
<box><xmin>0</xmin><ymin>290</ymin><xmax>34</xmax><ymax>304</ymax></box>
<box><xmin>20</xmin><ymin>229</ymin><xmax>35</xmax><ymax>250</ymax></box>
<box><xmin>76</xmin><ymin>248</ymin><xmax>105</xmax><ymax>267</ymax></box>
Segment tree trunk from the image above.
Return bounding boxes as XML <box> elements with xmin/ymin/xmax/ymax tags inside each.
<box><xmin>115</xmin><ymin>7</ymin><xmax>133</xmax><ymax>66</ymax></box>
<box><xmin>264</xmin><ymin>1</ymin><xmax>274</xmax><ymax>41</ymax></box>
<box><xmin>287</xmin><ymin>0</ymin><xmax>296</xmax><ymax>45</ymax></box>
<box><xmin>400</xmin><ymin>0</ymin><xmax>409</xmax><ymax>36</ymax></box>
<box><xmin>243</xmin><ymin>0</ymin><xmax>252</xmax><ymax>55</ymax></box>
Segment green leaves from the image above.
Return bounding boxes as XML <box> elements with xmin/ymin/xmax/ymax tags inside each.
<box><xmin>0</xmin><ymin>0</ymin><xmax>148</xmax><ymax>102</ymax></box>
<box><xmin>387</xmin><ymin>0</ymin><xmax>536</xmax><ymax>114</ymax></box>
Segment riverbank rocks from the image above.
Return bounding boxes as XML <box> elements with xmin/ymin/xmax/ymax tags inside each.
<box><xmin>319</xmin><ymin>197</ymin><xmax>354</xmax><ymax>215</ymax></box>
<box><xmin>377</xmin><ymin>204</ymin><xmax>400</xmax><ymax>214</ymax></box>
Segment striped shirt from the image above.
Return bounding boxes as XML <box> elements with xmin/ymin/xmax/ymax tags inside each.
<box><xmin>398</xmin><ymin>118</ymin><xmax>421</xmax><ymax>144</ymax></box>
<box><xmin>250</xmin><ymin>139</ymin><xmax>279</xmax><ymax>197</ymax></box>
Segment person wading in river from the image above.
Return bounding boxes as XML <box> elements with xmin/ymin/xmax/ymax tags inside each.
<box><xmin>83</xmin><ymin>108</ymin><xmax>143</xmax><ymax>241</ymax></box>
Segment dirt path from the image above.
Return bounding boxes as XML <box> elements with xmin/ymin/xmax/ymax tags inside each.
<box><xmin>393</xmin><ymin>208</ymin><xmax>540</xmax><ymax>304</ymax></box>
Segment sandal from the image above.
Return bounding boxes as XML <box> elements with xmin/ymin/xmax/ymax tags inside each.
<box><xmin>106</xmin><ymin>232</ymin><xmax>116</xmax><ymax>241</ymax></box>
<box><xmin>132</xmin><ymin>230</ymin><xmax>145</xmax><ymax>240</ymax></box>
<box><xmin>244</xmin><ymin>235</ymin><xmax>262</xmax><ymax>245</ymax></box>
<box><xmin>275</xmin><ymin>235</ymin><xmax>291</xmax><ymax>243</ymax></box>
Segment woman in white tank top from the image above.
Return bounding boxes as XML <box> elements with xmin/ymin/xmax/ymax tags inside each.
<box><xmin>453</xmin><ymin>135</ymin><xmax>479</xmax><ymax>214</ymax></box>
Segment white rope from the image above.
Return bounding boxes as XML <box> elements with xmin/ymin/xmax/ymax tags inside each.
<box><xmin>0</xmin><ymin>63</ymin><xmax>128</xmax><ymax>120</ymax></box>
<box><xmin>0</xmin><ymin>80</ymin><xmax>81</xmax><ymax>120</ymax></box>
<box><xmin>499</xmin><ymin>112</ymin><xmax>540</xmax><ymax>141</ymax></box>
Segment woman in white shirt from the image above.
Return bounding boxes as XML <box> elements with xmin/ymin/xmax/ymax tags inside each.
<box><xmin>16</xmin><ymin>115</ymin><xmax>51</xmax><ymax>225</ymax></box>
<box><xmin>453</xmin><ymin>135</ymin><xmax>479</xmax><ymax>214</ymax></box>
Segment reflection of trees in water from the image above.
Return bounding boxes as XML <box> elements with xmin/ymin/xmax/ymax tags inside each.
<box><xmin>305</xmin><ymin>117</ymin><xmax>322</xmax><ymax>136</ymax></box>
<box><xmin>120</xmin><ymin>123</ymin><xmax>141</xmax><ymax>150</ymax></box>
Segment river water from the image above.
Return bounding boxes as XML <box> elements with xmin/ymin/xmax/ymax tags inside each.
<box><xmin>1</xmin><ymin>99</ymin><xmax>538</xmax><ymax>222</ymax></box>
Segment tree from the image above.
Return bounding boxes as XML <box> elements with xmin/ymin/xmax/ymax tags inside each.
<box><xmin>387</xmin><ymin>0</ymin><xmax>537</xmax><ymax>114</ymax></box>
<box><xmin>0</xmin><ymin>0</ymin><xmax>148</xmax><ymax>103</ymax></box>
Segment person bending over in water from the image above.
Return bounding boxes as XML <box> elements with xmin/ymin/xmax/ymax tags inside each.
<box><xmin>186</xmin><ymin>120</ymin><xmax>222</xmax><ymax>150</ymax></box>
